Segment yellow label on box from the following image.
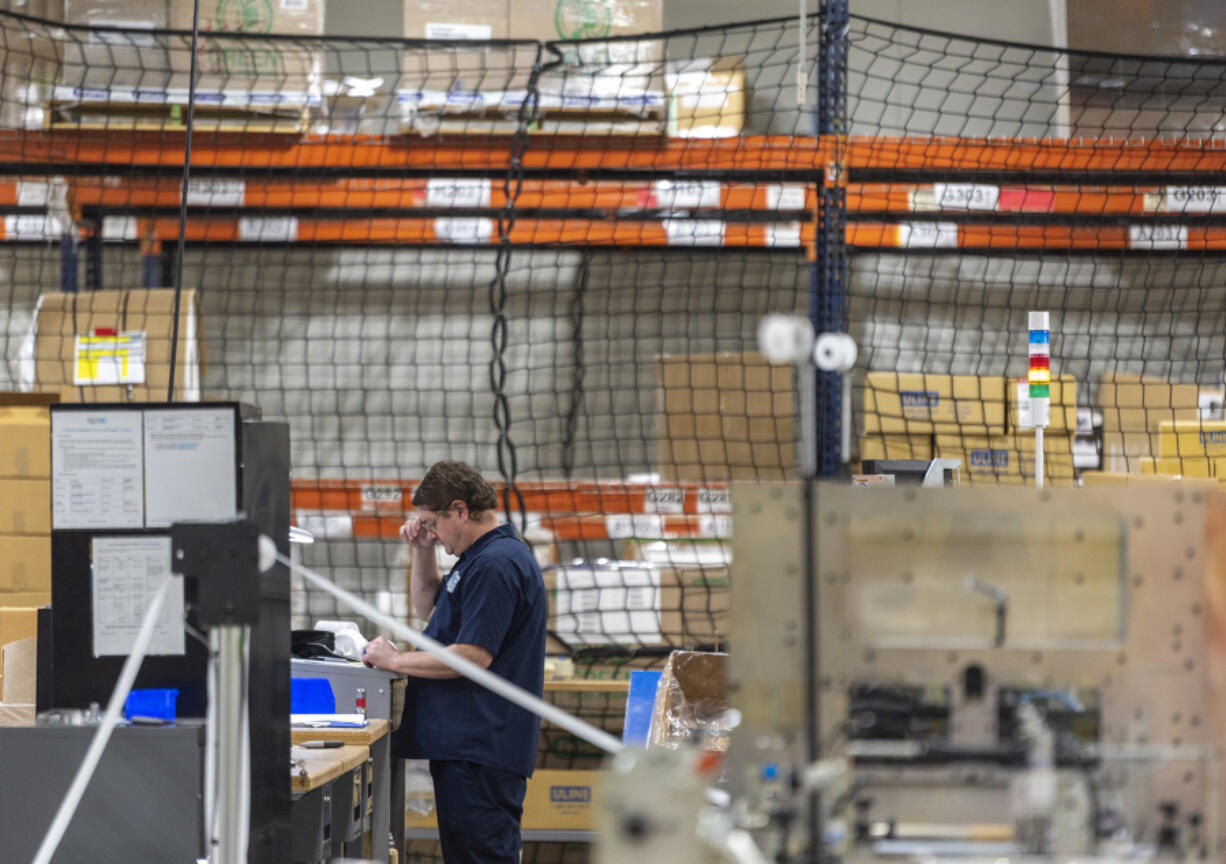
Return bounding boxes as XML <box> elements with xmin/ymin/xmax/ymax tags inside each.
<box><xmin>73</xmin><ymin>331</ymin><xmax>146</xmax><ymax>386</ymax></box>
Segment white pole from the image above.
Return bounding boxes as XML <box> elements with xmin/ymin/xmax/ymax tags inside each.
<box><xmin>1035</xmin><ymin>425</ymin><xmax>1045</xmax><ymax>489</ymax></box>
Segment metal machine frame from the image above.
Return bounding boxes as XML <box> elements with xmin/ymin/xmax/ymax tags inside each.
<box><xmin>728</xmin><ymin>482</ymin><xmax>1226</xmax><ymax>861</ymax></box>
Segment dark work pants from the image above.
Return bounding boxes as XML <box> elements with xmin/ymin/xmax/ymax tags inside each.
<box><xmin>430</xmin><ymin>759</ymin><xmax>527</xmax><ymax>864</ymax></box>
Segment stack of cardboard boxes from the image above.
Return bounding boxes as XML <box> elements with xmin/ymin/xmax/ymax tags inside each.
<box><xmin>0</xmin><ymin>393</ymin><xmax>54</xmax><ymax>699</ymax></box>
<box><xmin>860</xmin><ymin>372</ymin><xmax>1078</xmax><ymax>485</ymax></box>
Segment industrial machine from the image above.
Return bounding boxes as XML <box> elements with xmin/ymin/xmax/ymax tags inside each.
<box><xmin>601</xmin><ymin>482</ymin><xmax>1226</xmax><ymax>863</ymax></box>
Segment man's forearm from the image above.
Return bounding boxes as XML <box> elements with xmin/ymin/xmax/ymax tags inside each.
<box><xmin>410</xmin><ymin>545</ymin><xmax>442</xmax><ymax>620</ymax></box>
<box><xmin>391</xmin><ymin>643</ymin><xmax>492</xmax><ymax>680</ymax></box>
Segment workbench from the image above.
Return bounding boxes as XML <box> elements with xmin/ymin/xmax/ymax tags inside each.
<box><xmin>292</xmin><ymin>718</ymin><xmax>397</xmax><ymax>861</ymax></box>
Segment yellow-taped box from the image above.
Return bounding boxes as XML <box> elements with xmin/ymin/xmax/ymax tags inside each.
<box><xmin>935</xmin><ymin>432</ymin><xmax>1075</xmax><ymax>485</ymax></box>
<box><xmin>1139</xmin><ymin>455</ymin><xmax>1213</xmax><ymax>478</ymax></box>
<box><xmin>859</xmin><ymin>435</ymin><xmax>934</xmax><ymax>461</ymax></box>
<box><xmin>1158</xmin><ymin>421</ymin><xmax>1226</xmax><ymax>459</ymax></box>
<box><xmin>864</xmin><ymin>372</ymin><xmax>1007</xmax><ymax>435</ymax></box>
<box><xmin>408</xmin><ymin>769</ymin><xmax>603</xmax><ymax>830</ymax></box>
<box><xmin>1009</xmin><ymin>375</ymin><xmax>1078</xmax><ymax>432</ymax></box>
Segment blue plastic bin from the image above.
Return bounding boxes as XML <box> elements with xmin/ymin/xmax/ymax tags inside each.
<box><xmin>291</xmin><ymin>677</ymin><xmax>336</xmax><ymax>714</ymax></box>
<box><xmin>123</xmin><ymin>688</ymin><xmax>178</xmax><ymax>722</ymax></box>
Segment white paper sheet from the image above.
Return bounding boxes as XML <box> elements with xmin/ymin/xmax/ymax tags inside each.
<box><xmin>91</xmin><ymin>536</ymin><xmax>184</xmax><ymax>657</ymax></box>
<box><xmin>143</xmin><ymin>407</ymin><xmax>238</xmax><ymax>528</ymax></box>
<box><xmin>52</xmin><ymin>410</ymin><xmax>145</xmax><ymax>530</ymax></box>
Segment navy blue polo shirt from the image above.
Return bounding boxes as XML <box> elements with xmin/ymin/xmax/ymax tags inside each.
<box><xmin>393</xmin><ymin>523</ymin><xmax>547</xmax><ymax>778</ymax></box>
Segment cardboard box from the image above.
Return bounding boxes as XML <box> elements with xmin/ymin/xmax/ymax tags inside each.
<box><xmin>1009</xmin><ymin>375</ymin><xmax>1078</xmax><ymax>432</ymax></box>
<box><xmin>667</xmin><ymin>57</ymin><xmax>745</xmax><ymax>138</ymax></box>
<box><xmin>545</xmin><ymin>563</ymin><xmax>729</xmax><ymax>648</ymax></box>
<box><xmin>61</xmin><ymin>0</ymin><xmax>323</xmax><ymax>100</ymax></box>
<box><xmin>1139</xmin><ymin>456</ymin><xmax>1213</xmax><ymax>479</ymax></box>
<box><xmin>34</xmin><ymin>289</ymin><xmax>201</xmax><ymax>402</ymax></box>
<box><xmin>1158</xmin><ymin>421</ymin><xmax>1226</xmax><ymax>460</ymax></box>
<box><xmin>1101</xmin><ymin>429</ymin><xmax>1158</xmax><ymax>473</ymax></box>
<box><xmin>934</xmin><ymin>432</ymin><xmax>1075</xmax><ymax>486</ymax></box>
<box><xmin>0</xmin><ymin>608</ymin><xmax>39</xmax><ymax>648</ymax></box>
<box><xmin>1098</xmin><ymin>372</ymin><xmax>1200</xmax><ymax>433</ymax></box>
<box><xmin>510</xmin><ymin>0</ymin><xmax>661</xmax><ymax>61</ymax></box>
<box><xmin>2</xmin><ymin>637</ymin><xmax>35</xmax><ymax>704</ymax></box>
<box><xmin>0</xmin><ymin>406</ymin><xmax>50</xmax><ymax>478</ymax></box>
<box><xmin>648</xmin><ymin>650</ymin><xmax>727</xmax><ymax>750</ymax></box>
<box><xmin>407</xmin><ymin>769</ymin><xmax>603</xmax><ymax>830</ymax></box>
<box><xmin>864</xmin><ymin>372</ymin><xmax>1007</xmax><ymax>435</ymax></box>
<box><xmin>859</xmin><ymin>434</ymin><xmax>933</xmax><ymax>461</ymax></box>
<box><xmin>656</xmin><ymin>352</ymin><xmax>794</xmax><ymax>482</ymax></box>
<box><xmin>0</xmin><ymin>480</ymin><xmax>51</xmax><ymax>534</ymax></box>
<box><xmin>0</xmin><ymin>536</ymin><xmax>51</xmax><ymax>593</ymax></box>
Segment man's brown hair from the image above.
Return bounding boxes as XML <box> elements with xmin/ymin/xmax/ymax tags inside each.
<box><xmin>412</xmin><ymin>460</ymin><xmax>498</xmax><ymax>516</ymax></box>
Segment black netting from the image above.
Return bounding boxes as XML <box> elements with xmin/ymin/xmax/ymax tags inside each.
<box><xmin>5</xmin><ymin>8</ymin><xmax>1226</xmax><ymax>858</ymax></box>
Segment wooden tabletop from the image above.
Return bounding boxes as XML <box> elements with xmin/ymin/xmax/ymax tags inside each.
<box><xmin>290</xmin><ymin>744</ymin><xmax>368</xmax><ymax>792</ymax></box>
<box><xmin>291</xmin><ymin>717</ymin><xmax>389</xmax><ymax>746</ymax></box>
<box><xmin>544</xmin><ymin>679</ymin><xmax>631</xmax><ymax>694</ymax></box>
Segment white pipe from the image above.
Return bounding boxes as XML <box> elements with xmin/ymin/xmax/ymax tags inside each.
<box><xmin>204</xmin><ymin>629</ymin><xmax>219</xmax><ymax>860</ymax></box>
<box><xmin>797</xmin><ymin>0</ymin><xmax>806</xmax><ymax>108</ymax></box>
<box><xmin>31</xmin><ymin>578</ymin><xmax>174</xmax><ymax>864</ymax></box>
<box><xmin>1035</xmin><ymin>425</ymin><xmax>1045</xmax><ymax>489</ymax></box>
<box><xmin>279</xmin><ymin>553</ymin><xmax>626</xmax><ymax>756</ymax></box>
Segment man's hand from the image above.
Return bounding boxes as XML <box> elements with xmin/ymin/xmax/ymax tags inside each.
<box><xmin>400</xmin><ymin>515</ymin><xmax>437</xmax><ymax>550</ymax></box>
<box><xmin>362</xmin><ymin>636</ymin><xmax>401</xmax><ymax>671</ymax></box>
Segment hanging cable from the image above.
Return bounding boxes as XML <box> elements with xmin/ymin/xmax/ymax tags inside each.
<box><xmin>166</xmin><ymin>0</ymin><xmax>203</xmax><ymax>402</ymax></box>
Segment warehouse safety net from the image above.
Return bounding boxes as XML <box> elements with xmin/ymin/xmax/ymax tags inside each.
<box><xmin>3</xmin><ymin>9</ymin><xmax>1226</xmax><ymax>856</ymax></box>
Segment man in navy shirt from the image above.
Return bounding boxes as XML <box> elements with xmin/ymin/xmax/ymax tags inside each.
<box><xmin>362</xmin><ymin>460</ymin><xmax>547</xmax><ymax>863</ymax></box>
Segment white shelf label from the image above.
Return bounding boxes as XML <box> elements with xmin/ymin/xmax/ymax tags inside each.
<box><xmin>653</xmin><ymin>179</ymin><xmax>722</xmax><ymax>209</ymax></box>
<box><xmin>698</xmin><ymin>513</ymin><xmax>733</xmax><ymax>538</ymax></box>
<box><xmin>5</xmin><ymin>214</ymin><xmax>63</xmax><ymax>240</ymax></box>
<box><xmin>184</xmin><ymin>178</ymin><xmax>245</xmax><ymax>206</ymax></box>
<box><xmin>360</xmin><ymin>484</ymin><xmax>403</xmax><ymax>508</ymax></box>
<box><xmin>425</xmin><ymin>21</ymin><xmax>493</xmax><ymax>40</ymax></box>
<box><xmin>16</xmin><ymin>180</ymin><xmax>51</xmax><ymax>207</ymax></box>
<box><xmin>697</xmin><ymin>487</ymin><xmax>731</xmax><ymax>513</ymax></box>
<box><xmin>1128</xmin><ymin>224</ymin><xmax>1187</xmax><ymax>250</ymax></box>
<box><xmin>296</xmin><ymin>512</ymin><xmax>354</xmax><ymax>540</ymax></box>
<box><xmin>766</xmin><ymin>221</ymin><xmax>802</xmax><ymax>248</ymax></box>
<box><xmin>933</xmin><ymin>183</ymin><xmax>999</xmax><ymax>211</ymax></box>
<box><xmin>425</xmin><ymin>177</ymin><xmax>492</xmax><ymax>209</ymax></box>
<box><xmin>1160</xmin><ymin>186</ymin><xmax>1226</xmax><ymax>213</ymax></box>
<box><xmin>102</xmin><ymin>216</ymin><xmax>138</xmax><ymax>242</ymax></box>
<box><xmin>766</xmin><ymin>184</ymin><xmax>807</xmax><ymax>211</ymax></box>
<box><xmin>603</xmin><ymin>514</ymin><xmax>665</xmax><ymax>538</ymax></box>
<box><xmin>238</xmin><ymin>216</ymin><xmax>298</xmax><ymax>242</ymax></box>
<box><xmin>643</xmin><ymin>486</ymin><xmax>684</xmax><ymax>514</ymax></box>
<box><xmin>434</xmin><ymin>217</ymin><xmax>494</xmax><ymax>244</ymax></box>
<box><xmin>663</xmin><ymin>219</ymin><xmax>725</xmax><ymax>246</ymax></box>
<box><xmin>898</xmin><ymin>221</ymin><xmax>958</xmax><ymax>248</ymax></box>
